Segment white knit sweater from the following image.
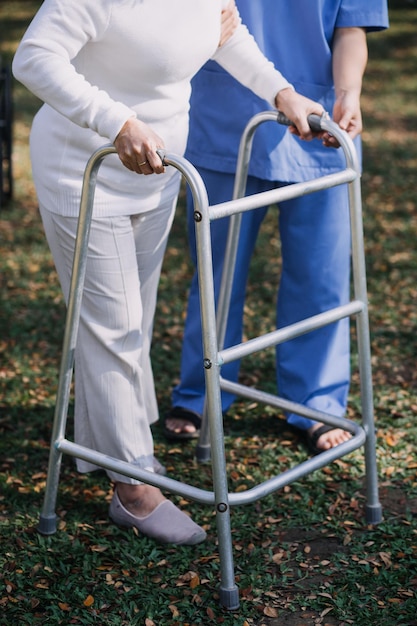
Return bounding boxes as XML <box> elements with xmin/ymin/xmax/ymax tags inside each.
<box><xmin>13</xmin><ymin>0</ymin><xmax>291</xmax><ymax>216</ymax></box>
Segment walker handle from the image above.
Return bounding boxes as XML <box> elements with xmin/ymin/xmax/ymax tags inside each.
<box><xmin>276</xmin><ymin>111</ymin><xmax>329</xmax><ymax>132</ymax></box>
<box><xmin>155</xmin><ymin>113</ymin><xmax>327</xmax><ymax>167</ymax></box>
<box><xmin>156</xmin><ymin>147</ymin><xmax>167</xmax><ymax>165</ymax></box>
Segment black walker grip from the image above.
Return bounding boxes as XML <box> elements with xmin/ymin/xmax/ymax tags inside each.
<box><xmin>276</xmin><ymin>111</ymin><xmax>326</xmax><ymax>133</ymax></box>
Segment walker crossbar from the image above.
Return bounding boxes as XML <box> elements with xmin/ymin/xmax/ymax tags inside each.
<box><xmin>219</xmin><ymin>300</ymin><xmax>364</xmax><ymax>365</ymax></box>
<box><xmin>38</xmin><ymin>112</ymin><xmax>382</xmax><ymax>611</ymax></box>
<box><xmin>208</xmin><ymin>168</ymin><xmax>356</xmax><ymax>221</ymax></box>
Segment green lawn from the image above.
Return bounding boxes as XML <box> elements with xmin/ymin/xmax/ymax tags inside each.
<box><xmin>1</xmin><ymin>2</ymin><xmax>416</xmax><ymax>625</ymax></box>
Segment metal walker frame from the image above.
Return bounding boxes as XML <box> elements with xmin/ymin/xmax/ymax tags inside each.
<box><xmin>38</xmin><ymin>112</ymin><xmax>382</xmax><ymax>611</ymax></box>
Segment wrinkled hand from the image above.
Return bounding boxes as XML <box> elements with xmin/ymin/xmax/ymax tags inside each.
<box><xmin>114</xmin><ymin>117</ymin><xmax>165</xmax><ymax>175</ymax></box>
<box><xmin>322</xmin><ymin>90</ymin><xmax>362</xmax><ymax>148</ymax></box>
<box><xmin>219</xmin><ymin>0</ymin><xmax>240</xmax><ymax>47</ymax></box>
<box><xmin>275</xmin><ymin>88</ymin><xmax>325</xmax><ymax>141</ymax></box>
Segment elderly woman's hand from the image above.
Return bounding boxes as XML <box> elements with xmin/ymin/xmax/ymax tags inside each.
<box><xmin>275</xmin><ymin>88</ymin><xmax>325</xmax><ymax>142</ymax></box>
<box><xmin>114</xmin><ymin>118</ymin><xmax>166</xmax><ymax>175</ymax></box>
<box><xmin>219</xmin><ymin>0</ymin><xmax>240</xmax><ymax>47</ymax></box>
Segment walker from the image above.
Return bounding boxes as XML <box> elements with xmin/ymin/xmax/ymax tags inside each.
<box><xmin>38</xmin><ymin>112</ymin><xmax>382</xmax><ymax>611</ymax></box>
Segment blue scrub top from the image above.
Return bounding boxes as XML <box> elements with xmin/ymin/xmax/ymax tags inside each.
<box><xmin>186</xmin><ymin>0</ymin><xmax>389</xmax><ymax>182</ymax></box>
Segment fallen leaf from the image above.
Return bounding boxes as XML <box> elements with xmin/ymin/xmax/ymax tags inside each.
<box><xmin>190</xmin><ymin>573</ymin><xmax>200</xmax><ymax>589</ymax></box>
<box><xmin>169</xmin><ymin>604</ymin><xmax>179</xmax><ymax>618</ymax></box>
<box><xmin>379</xmin><ymin>552</ymin><xmax>392</xmax><ymax>567</ymax></box>
<box><xmin>321</xmin><ymin>607</ymin><xmax>334</xmax><ymax>617</ymax></box>
<box><xmin>264</xmin><ymin>606</ymin><xmax>279</xmax><ymax>617</ymax></box>
<box><xmin>385</xmin><ymin>434</ymin><xmax>397</xmax><ymax>447</ymax></box>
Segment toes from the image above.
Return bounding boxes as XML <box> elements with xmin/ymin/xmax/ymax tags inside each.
<box><xmin>317</xmin><ymin>428</ymin><xmax>351</xmax><ymax>450</ymax></box>
<box><xmin>165</xmin><ymin>418</ymin><xmax>196</xmax><ymax>434</ymax></box>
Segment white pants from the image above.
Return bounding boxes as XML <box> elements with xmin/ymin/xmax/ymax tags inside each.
<box><xmin>40</xmin><ymin>199</ymin><xmax>176</xmax><ymax>483</ymax></box>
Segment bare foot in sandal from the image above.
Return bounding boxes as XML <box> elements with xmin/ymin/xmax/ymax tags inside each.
<box><xmin>307</xmin><ymin>423</ymin><xmax>352</xmax><ymax>455</ymax></box>
<box><xmin>163</xmin><ymin>407</ymin><xmax>202</xmax><ymax>441</ymax></box>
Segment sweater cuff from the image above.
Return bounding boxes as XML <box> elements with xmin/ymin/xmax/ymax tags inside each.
<box><xmin>97</xmin><ymin>103</ymin><xmax>137</xmax><ymax>143</ymax></box>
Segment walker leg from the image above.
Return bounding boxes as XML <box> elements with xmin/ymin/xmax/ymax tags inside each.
<box><xmin>216</xmin><ymin>505</ymin><xmax>240</xmax><ymax>609</ymax></box>
<box><xmin>38</xmin><ymin>369</ymin><xmax>73</xmax><ymax>535</ymax></box>
<box><xmin>38</xmin><ymin>442</ymin><xmax>62</xmax><ymax>535</ymax></box>
<box><xmin>209</xmin><ymin>406</ymin><xmax>240</xmax><ymax>609</ymax></box>
<box><xmin>361</xmin><ymin>377</ymin><xmax>383</xmax><ymax>525</ymax></box>
<box><xmin>195</xmin><ymin>443</ymin><xmax>211</xmax><ymax>463</ymax></box>
<box><xmin>196</xmin><ymin>405</ymin><xmax>212</xmax><ymax>463</ymax></box>
<box><xmin>37</xmin><ymin>152</ymin><xmax>102</xmax><ymax>534</ymax></box>
<box><xmin>356</xmin><ymin>311</ymin><xmax>383</xmax><ymax>525</ymax></box>
<box><xmin>349</xmin><ymin>176</ymin><xmax>383</xmax><ymax>526</ymax></box>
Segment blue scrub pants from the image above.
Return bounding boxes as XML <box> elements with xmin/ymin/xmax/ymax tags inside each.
<box><xmin>172</xmin><ymin>168</ymin><xmax>351</xmax><ymax>430</ymax></box>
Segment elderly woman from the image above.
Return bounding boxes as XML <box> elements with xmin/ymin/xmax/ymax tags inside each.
<box><xmin>13</xmin><ymin>0</ymin><xmax>324</xmax><ymax>545</ymax></box>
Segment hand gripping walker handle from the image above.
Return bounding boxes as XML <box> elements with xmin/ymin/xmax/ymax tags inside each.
<box><xmin>276</xmin><ymin>110</ymin><xmax>329</xmax><ymax>133</ymax></box>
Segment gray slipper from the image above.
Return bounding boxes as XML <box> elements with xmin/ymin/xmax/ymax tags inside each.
<box><xmin>109</xmin><ymin>490</ymin><xmax>207</xmax><ymax>545</ymax></box>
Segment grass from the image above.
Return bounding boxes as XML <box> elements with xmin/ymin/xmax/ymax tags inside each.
<box><xmin>1</xmin><ymin>1</ymin><xmax>417</xmax><ymax>625</ymax></box>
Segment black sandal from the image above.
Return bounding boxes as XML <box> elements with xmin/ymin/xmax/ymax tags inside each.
<box><xmin>304</xmin><ymin>424</ymin><xmax>337</xmax><ymax>456</ymax></box>
<box><xmin>163</xmin><ymin>406</ymin><xmax>202</xmax><ymax>441</ymax></box>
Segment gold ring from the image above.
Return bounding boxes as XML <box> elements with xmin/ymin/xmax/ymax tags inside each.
<box><xmin>138</xmin><ymin>160</ymin><xmax>148</xmax><ymax>166</ymax></box>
